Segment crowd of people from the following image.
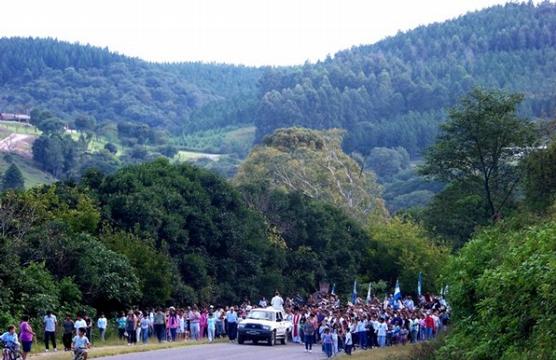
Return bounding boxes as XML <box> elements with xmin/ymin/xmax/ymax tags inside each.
<box><xmin>0</xmin><ymin>289</ymin><xmax>449</xmax><ymax>359</ymax></box>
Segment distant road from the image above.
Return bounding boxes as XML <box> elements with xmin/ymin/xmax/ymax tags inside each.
<box><xmin>96</xmin><ymin>343</ymin><xmax>326</xmax><ymax>360</ymax></box>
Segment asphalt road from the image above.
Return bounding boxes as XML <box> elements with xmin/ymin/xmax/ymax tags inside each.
<box><xmin>96</xmin><ymin>342</ymin><xmax>329</xmax><ymax>360</ymax></box>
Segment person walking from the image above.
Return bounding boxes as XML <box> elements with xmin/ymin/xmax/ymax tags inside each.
<box><xmin>167</xmin><ymin>308</ymin><xmax>179</xmax><ymax>342</ymax></box>
<box><xmin>303</xmin><ymin>314</ymin><xmax>315</xmax><ymax>353</ymax></box>
<box><xmin>190</xmin><ymin>306</ymin><xmax>201</xmax><ymax>341</ymax></box>
<box><xmin>19</xmin><ymin>315</ymin><xmax>35</xmax><ymax>360</ymax></box>
<box><xmin>322</xmin><ymin>328</ymin><xmax>333</xmax><ymax>358</ymax></box>
<box><xmin>43</xmin><ymin>311</ymin><xmax>58</xmax><ymax>352</ymax></box>
<box><xmin>153</xmin><ymin>308</ymin><xmax>166</xmax><ymax>343</ymax></box>
<box><xmin>84</xmin><ymin>315</ymin><xmax>92</xmax><ymax>342</ymax></box>
<box><xmin>62</xmin><ymin>315</ymin><xmax>75</xmax><ymax>351</ymax></box>
<box><xmin>97</xmin><ymin>314</ymin><xmax>107</xmax><ymax>342</ymax></box>
<box><xmin>126</xmin><ymin>312</ymin><xmax>137</xmax><ymax>346</ymax></box>
<box><xmin>376</xmin><ymin>318</ymin><xmax>388</xmax><ymax>348</ymax></box>
<box><xmin>344</xmin><ymin>329</ymin><xmax>353</xmax><ymax>355</ymax></box>
<box><xmin>140</xmin><ymin>312</ymin><xmax>150</xmax><ymax>344</ymax></box>
<box><xmin>117</xmin><ymin>313</ymin><xmax>127</xmax><ymax>341</ymax></box>
<box><xmin>207</xmin><ymin>312</ymin><xmax>216</xmax><ymax>342</ymax></box>
<box><xmin>200</xmin><ymin>310</ymin><xmax>208</xmax><ymax>339</ymax></box>
<box><xmin>226</xmin><ymin>307</ymin><xmax>238</xmax><ymax>342</ymax></box>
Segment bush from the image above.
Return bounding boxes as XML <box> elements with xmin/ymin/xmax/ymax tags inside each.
<box><xmin>438</xmin><ymin>221</ymin><xmax>556</xmax><ymax>359</ymax></box>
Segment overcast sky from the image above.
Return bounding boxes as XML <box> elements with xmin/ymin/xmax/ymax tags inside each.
<box><xmin>0</xmin><ymin>0</ymin><xmax>522</xmax><ymax>66</ymax></box>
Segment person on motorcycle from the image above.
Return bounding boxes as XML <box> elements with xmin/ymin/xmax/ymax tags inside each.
<box><xmin>1</xmin><ymin>325</ymin><xmax>20</xmax><ymax>358</ymax></box>
<box><xmin>72</xmin><ymin>328</ymin><xmax>90</xmax><ymax>360</ymax></box>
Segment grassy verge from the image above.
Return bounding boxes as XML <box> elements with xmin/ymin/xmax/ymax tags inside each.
<box><xmin>349</xmin><ymin>345</ymin><xmax>415</xmax><ymax>360</ymax></box>
<box><xmin>32</xmin><ymin>339</ymin><xmax>216</xmax><ymax>359</ymax></box>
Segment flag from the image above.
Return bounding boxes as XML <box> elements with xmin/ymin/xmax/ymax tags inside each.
<box><xmin>351</xmin><ymin>280</ymin><xmax>357</xmax><ymax>304</ymax></box>
<box><xmin>394</xmin><ymin>279</ymin><xmax>402</xmax><ymax>301</ymax></box>
<box><xmin>331</xmin><ymin>283</ymin><xmax>336</xmax><ymax>295</ymax></box>
<box><xmin>418</xmin><ymin>272</ymin><xmax>422</xmax><ymax>297</ymax></box>
<box><xmin>366</xmin><ymin>282</ymin><xmax>372</xmax><ymax>304</ymax></box>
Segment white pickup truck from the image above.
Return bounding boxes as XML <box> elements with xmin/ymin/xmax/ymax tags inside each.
<box><xmin>237</xmin><ymin>307</ymin><xmax>292</xmax><ymax>346</ymax></box>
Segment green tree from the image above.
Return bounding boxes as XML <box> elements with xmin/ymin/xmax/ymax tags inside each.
<box><xmin>421</xmin><ymin>88</ymin><xmax>536</xmax><ymax>221</ymax></box>
<box><xmin>1</xmin><ymin>163</ymin><xmax>25</xmax><ymax>191</ymax></box>
<box><xmin>235</xmin><ymin>128</ymin><xmax>387</xmax><ymax>223</ymax></box>
<box><xmin>365</xmin><ymin>218</ymin><xmax>448</xmax><ymax>292</ymax></box>
<box><xmin>366</xmin><ymin>147</ymin><xmax>410</xmax><ymax>180</ymax></box>
<box><xmin>522</xmin><ymin>141</ymin><xmax>556</xmax><ymax>211</ymax></box>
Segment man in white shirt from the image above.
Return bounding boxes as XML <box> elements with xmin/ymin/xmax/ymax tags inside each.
<box><xmin>271</xmin><ymin>291</ymin><xmax>284</xmax><ymax>310</ymax></box>
<box><xmin>43</xmin><ymin>311</ymin><xmax>58</xmax><ymax>352</ymax></box>
<box><xmin>97</xmin><ymin>314</ymin><xmax>108</xmax><ymax>341</ymax></box>
<box><xmin>74</xmin><ymin>315</ymin><xmax>87</xmax><ymax>333</ymax></box>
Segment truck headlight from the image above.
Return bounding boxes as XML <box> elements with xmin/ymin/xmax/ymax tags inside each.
<box><xmin>238</xmin><ymin>323</ymin><xmax>245</xmax><ymax>329</ymax></box>
<box><xmin>262</xmin><ymin>325</ymin><xmax>271</xmax><ymax>330</ymax></box>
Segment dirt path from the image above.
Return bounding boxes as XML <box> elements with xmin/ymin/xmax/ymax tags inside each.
<box><xmin>0</xmin><ymin>133</ymin><xmax>35</xmax><ymax>155</ymax></box>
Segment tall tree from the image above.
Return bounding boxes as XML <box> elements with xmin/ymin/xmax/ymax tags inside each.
<box><xmin>235</xmin><ymin>128</ymin><xmax>387</xmax><ymax>223</ymax></box>
<box><xmin>421</xmin><ymin>88</ymin><xmax>536</xmax><ymax>221</ymax></box>
<box><xmin>1</xmin><ymin>163</ymin><xmax>25</xmax><ymax>191</ymax></box>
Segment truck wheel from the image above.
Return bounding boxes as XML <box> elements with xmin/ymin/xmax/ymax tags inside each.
<box><xmin>238</xmin><ymin>335</ymin><xmax>244</xmax><ymax>344</ymax></box>
<box><xmin>281</xmin><ymin>330</ymin><xmax>288</xmax><ymax>345</ymax></box>
<box><xmin>268</xmin><ymin>331</ymin><xmax>276</xmax><ymax>346</ymax></box>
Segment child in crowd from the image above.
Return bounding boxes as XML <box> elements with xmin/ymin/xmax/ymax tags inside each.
<box><xmin>72</xmin><ymin>328</ymin><xmax>91</xmax><ymax>360</ymax></box>
<box><xmin>322</xmin><ymin>328</ymin><xmax>333</xmax><ymax>358</ymax></box>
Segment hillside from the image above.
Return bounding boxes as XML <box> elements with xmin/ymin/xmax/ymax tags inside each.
<box><xmin>0</xmin><ymin>37</ymin><xmax>262</xmax><ymax>140</ymax></box>
<box><xmin>255</xmin><ymin>2</ymin><xmax>556</xmax><ymax>157</ymax></box>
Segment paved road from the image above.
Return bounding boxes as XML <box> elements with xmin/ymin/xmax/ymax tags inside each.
<box><xmin>97</xmin><ymin>343</ymin><xmax>329</xmax><ymax>360</ymax></box>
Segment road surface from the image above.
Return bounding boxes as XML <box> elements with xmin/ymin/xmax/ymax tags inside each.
<box><xmin>96</xmin><ymin>343</ymin><xmax>328</xmax><ymax>360</ymax></box>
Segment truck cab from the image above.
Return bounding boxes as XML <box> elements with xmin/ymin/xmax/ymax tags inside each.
<box><xmin>237</xmin><ymin>307</ymin><xmax>292</xmax><ymax>346</ymax></box>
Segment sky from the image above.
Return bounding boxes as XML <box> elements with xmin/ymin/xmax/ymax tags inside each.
<box><xmin>0</xmin><ymin>0</ymin><xmax>520</xmax><ymax>66</ymax></box>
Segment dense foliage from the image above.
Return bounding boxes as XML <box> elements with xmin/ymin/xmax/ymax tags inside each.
<box><xmin>0</xmin><ymin>37</ymin><xmax>261</xmax><ymax>133</ymax></box>
<box><xmin>1</xmin><ymin>163</ymin><xmax>24</xmax><ymax>191</ymax></box>
<box><xmin>419</xmin><ymin>88</ymin><xmax>535</xmax><ymax>246</ymax></box>
<box><xmin>235</xmin><ymin>128</ymin><xmax>386</xmax><ymax>223</ymax></box>
<box><xmin>438</xmin><ymin>220</ymin><xmax>556</xmax><ymax>359</ymax></box>
<box><xmin>522</xmin><ymin>141</ymin><xmax>556</xmax><ymax>212</ymax></box>
<box><xmin>254</xmin><ymin>2</ymin><xmax>556</xmax><ymax>157</ymax></box>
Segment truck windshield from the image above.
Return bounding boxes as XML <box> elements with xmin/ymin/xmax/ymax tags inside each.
<box><xmin>247</xmin><ymin>311</ymin><xmax>273</xmax><ymax>321</ymax></box>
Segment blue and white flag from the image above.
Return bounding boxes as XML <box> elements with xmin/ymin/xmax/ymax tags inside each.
<box><xmin>351</xmin><ymin>280</ymin><xmax>357</xmax><ymax>304</ymax></box>
<box><xmin>418</xmin><ymin>272</ymin><xmax>422</xmax><ymax>297</ymax></box>
<box><xmin>331</xmin><ymin>283</ymin><xmax>336</xmax><ymax>295</ymax></box>
<box><xmin>366</xmin><ymin>282</ymin><xmax>372</xmax><ymax>304</ymax></box>
<box><xmin>394</xmin><ymin>279</ymin><xmax>402</xmax><ymax>301</ymax></box>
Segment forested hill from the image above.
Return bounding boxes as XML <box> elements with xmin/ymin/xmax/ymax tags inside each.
<box><xmin>2</xmin><ymin>3</ymin><xmax>556</xmax><ymax>160</ymax></box>
<box><xmin>255</xmin><ymin>2</ymin><xmax>556</xmax><ymax>157</ymax></box>
<box><xmin>0</xmin><ymin>37</ymin><xmax>263</xmax><ymax>132</ymax></box>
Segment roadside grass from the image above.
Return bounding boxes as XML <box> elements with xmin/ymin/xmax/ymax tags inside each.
<box><xmin>348</xmin><ymin>345</ymin><xmax>415</xmax><ymax>359</ymax></box>
<box><xmin>33</xmin><ymin>339</ymin><xmax>216</xmax><ymax>359</ymax></box>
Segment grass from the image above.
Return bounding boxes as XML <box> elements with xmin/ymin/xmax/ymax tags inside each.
<box><xmin>349</xmin><ymin>345</ymin><xmax>415</xmax><ymax>360</ymax></box>
<box><xmin>0</xmin><ymin>126</ymin><xmax>12</xmax><ymax>140</ymax></box>
<box><xmin>32</xmin><ymin>339</ymin><xmax>216</xmax><ymax>359</ymax></box>
<box><xmin>0</xmin><ymin>154</ymin><xmax>56</xmax><ymax>188</ymax></box>
<box><xmin>0</xmin><ymin>122</ymin><xmax>41</xmax><ymax>135</ymax></box>
<box><xmin>174</xmin><ymin>150</ymin><xmax>222</xmax><ymax>162</ymax></box>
